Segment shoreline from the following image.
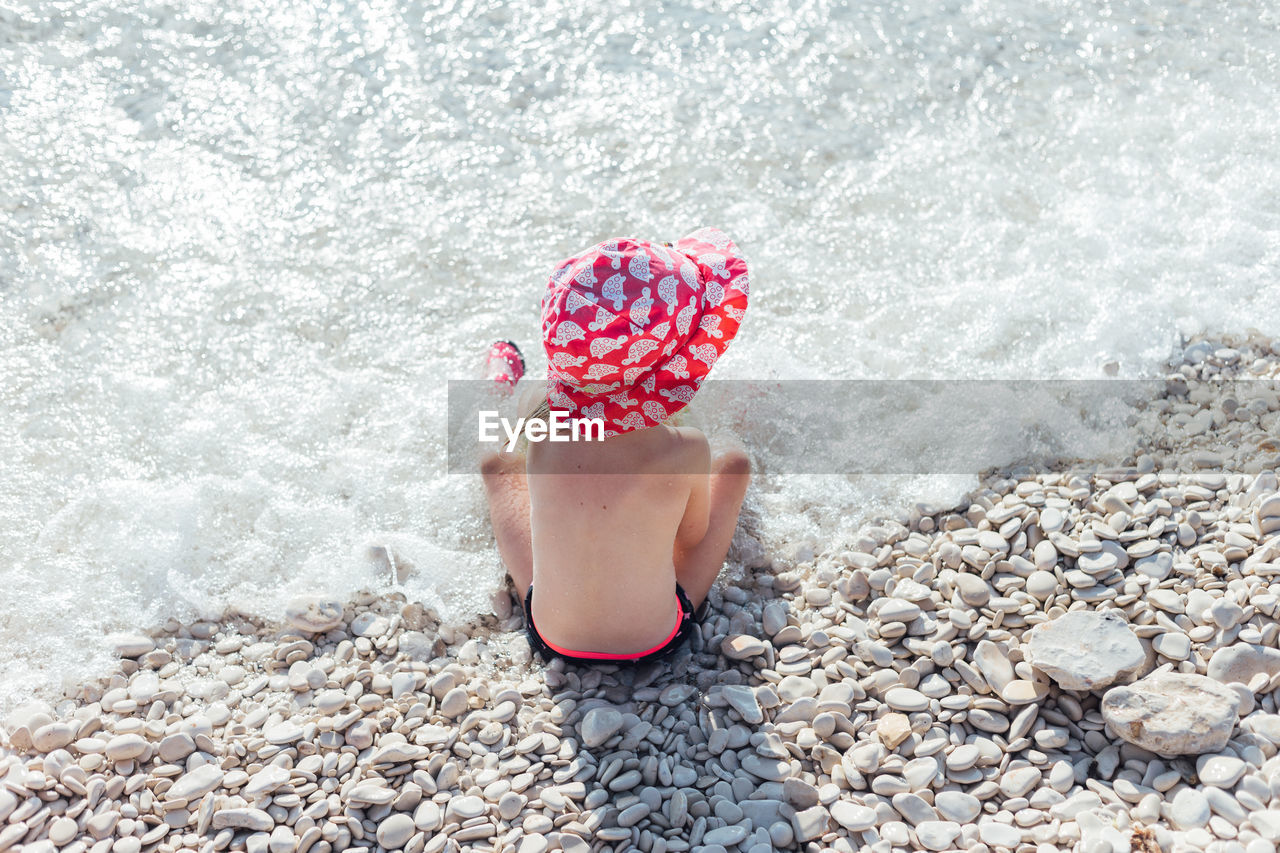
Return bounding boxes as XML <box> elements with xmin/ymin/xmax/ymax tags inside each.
<box><xmin>2</xmin><ymin>332</ymin><xmax>1280</xmax><ymax>853</ymax></box>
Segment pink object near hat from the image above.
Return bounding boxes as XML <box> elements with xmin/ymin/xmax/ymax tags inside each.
<box><xmin>540</xmin><ymin>227</ymin><xmax>749</xmax><ymax>435</ymax></box>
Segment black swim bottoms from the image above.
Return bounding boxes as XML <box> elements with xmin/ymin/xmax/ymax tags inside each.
<box><xmin>523</xmin><ymin>583</ymin><xmax>708</xmax><ymax>665</ymax></box>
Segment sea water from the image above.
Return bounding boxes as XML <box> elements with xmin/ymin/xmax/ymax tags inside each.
<box><xmin>1</xmin><ymin>0</ymin><xmax>1277</xmax><ymax>708</ymax></box>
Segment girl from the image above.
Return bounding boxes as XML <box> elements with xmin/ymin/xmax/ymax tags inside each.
<box><xmin>480</xmin><ymin>228</ymin><xmax>752</xmax><ymax>664</ymax></box>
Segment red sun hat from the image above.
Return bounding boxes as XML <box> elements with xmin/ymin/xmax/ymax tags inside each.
<box><xmin>541</xmin><ymin>227</ymin><xmax>749</xmax><ymax>435</ymax></box>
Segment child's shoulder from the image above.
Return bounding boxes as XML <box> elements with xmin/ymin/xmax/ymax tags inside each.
<box><xmin>660</xmin><ymin>425</ymin><xmax>711</xmax><ymax>466</ymax></box>
<box><xmin>604</xmin><ymin>424</ymin><xmax>708</xmax><ymax>474</ymax></box>
<box><xmin>665</xmin><ymin>424</ymin><xmax>709</xmax><ymax>446</ymax></box>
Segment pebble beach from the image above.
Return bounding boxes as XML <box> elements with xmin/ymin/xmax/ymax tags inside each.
<box><xmin>4</xmin><ymin>333</ymin><xmax>1280</xmax><ymax>853</ymax></box>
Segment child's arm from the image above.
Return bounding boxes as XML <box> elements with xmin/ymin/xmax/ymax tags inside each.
<box><xmin>673</xmin><ymin>435</ymin><xmax>751</xmax><ymax>611</ymax></box>
<box><xmin>673</xmin><ymin>429</ymin><xmax>712</xmax><ymax>551</ymax></box>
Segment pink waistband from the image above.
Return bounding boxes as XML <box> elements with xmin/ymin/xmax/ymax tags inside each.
<box><xmin>538</xmin><ymin>595</ymin><xmax>685</xmax><ymax>661</ymax></box>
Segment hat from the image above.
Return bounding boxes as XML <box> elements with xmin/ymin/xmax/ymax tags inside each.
<box><xmin>541</xmin><ymin>227</ymin><xmax>749</xmax><ymax>435</ymax></box>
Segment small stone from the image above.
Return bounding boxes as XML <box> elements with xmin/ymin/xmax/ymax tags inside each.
<box><xmin>915</xmin><ymin>820</ymin><xmax>961</xmax><ymax>851</ymax></box>
<box><xmin>658</xmin><ymin>683</ymin><xmax>696</xmax><ymax>707</ymax></box>
<box><xmin>399</xmin><ymin>631</ymin><xmax>436</xmax><ymax>659</ymax></box>
<box><xmin>439</xmin><ymin>687</ymin><xmax>469</xmax><ymax>718</ymax></box>
<box><xmin>212</xmin><ymin>808</ymin><xmax>275</xmax><ymax>832</ymax></box>
<box><xmin>954</xmin><ymin>574</ymin><xmax>990</xmax><ymax>607</ymax></box>
<box><xmin>1024</xmin><ymin>610</ymin><xmax>1145</xmax><ymax>691</ymax></box>
<box><xmin>32</xmin><ymin>722</ymin><xmax>76</xmax><ymax>752</ymax></box>
<box><xmin>934</xmin><ymin>792</ymin><xmax>980</xmax><ymax>823</ymax></box>
<box><xmin>722</xmin><ymin>685</ymin><xmax>764</xmax><ymax>724</ymax></box>
<box><xmin>722</xmin><ymin>634</ymin><xmax>767</xmax><ymax>659</ymax></box>
<box><xmin>559</xmin><ymin>836</ymin><xmax>590</xmax><ymax>853</ymax></box>
<box><xmin>782</xmin><ymin>777</ymin><xmax>820</xmax><ymax>810</ymax></box>
<box><xmin>370</xmin><ymin>743</ymin><xmax>432</xmax><ymax>764</ymax></box>
<box><xmin>830</xmin><ymin>801</ymin><xmax>876</xmax><ymax>831</ymax></box>
<box><xmin>703</xmin><ymin>825</ymin><xmax>749</xmax><ymax>846</ymax></box>
<box><xmin>1026</xmin><ymin>571</ymin><xmax>1058</xmax><ymax>599</ymax></box>
<box><xmin>48</xmin><ymin>817</ymin><xmax>78</xmax><ymax>846</ymax></box>
<box><xmin>168</xmin><ymin>765</ymin><xmax>225</xmax><ymax>801</ymax></box>
<box><xmin>284</xmin><ymin>596</ymin><xmax>344</xmax><ymax>633</ymax></box>
<box><xmin>1153</xmin><ymin>632</ymin><xmax>1192</xmax><ymax>661</ymax></box>
<box><xmin>413</xmin><ymin>801</ymin><xmax>442</xmax><ymax>831</ymax></box>
<box><xmin>1000</xmin><ymin>767</ymin><xmax>1041</xmax><ymax>798</ymax></box>
<box><xmin>313</xmin><ymin>690</ymin><xmax>347</xmax><ymax>713</ymax></box>
<box><xmin>390</xmin><ymin>672</ymin><xmax>416</xmax><ymax>698</ymax></box>
<box><xmin>1040</xmin><ymin>507</ymin><xmax>1064</xmax><ymax>532</ymax></box>
<box><xmin>109</xmin><ymin>634</ymin><xmax>155</xmax><ymax>657</ymax></box>
<box><xmin>891</xmin><ymin>793</ymin><xmax>937</xmax><ymax>825</ymax></box>
<box><xmin>345</xmin><ymin>720</ymin><xmax>375</xmax><ymax>750</ymax></box>
<box><xmin>497</xmin><ymin>792</ymin><xmax>525</xmax><ymax>821</ymax></box>
<box><xmin>1170</xmin><ymin>788</ymin><xmax>1211</xmax><ymax>829</ymax></box>
<box><xmin>879</xmin><ymin>599</ymin><xmax>922</xmax><ymax>623</ymax></box>
<box><xmin>1196</xmin><ymin>754</ymin><xmax>1246</xmax><ymax>788</ymax></box>
<box><xmin>973</xmin><ymin>640</ymin><xmax>1015</xmax><ymax>693</ymax></box>
<box><xmin>446</xmin><ymin>795</ymin><xmax>486</xmax><ymax>820</ymax></box>
<box><xmin>1134</xmin><ymin>552</ymin><xmax>1173</xmax><ymax>581</ymax></box>
<box><xmin>777</xmin><ymin>675</ymin><xmax>818</xmax><ymax>701</ymax></box>
<box><xmin>878</xmin><ymin>713</ymin><xmax>912</xmax><ymax>748</ymax></box>
<box><xmin>979</xmin><ymin>822</ymin><xmax>1023</xmax><ymax>848</ymax></box>
<box><xmin>1000</xmin><ymin>680</ymin><xmax>1048</xmax><ymax>705</ymax></box>
<box><xmin>790</xmin><ymin>805</ymin><xmax>831</xmax><ymax>843</ymax></box>
<box><xmin>884</xmin><ymin>687</ymin><xmax>928</xmax><ymax>712</ymax></box>
<box><xmin>1077</xmin><ymin>549</ymin><xmax>1119</xmax><ymax>574</ymax></box>
<box><xmin>104</xmin><ymin>733</ymin><xmax>148</xmax><ymax>762</ymax></box>
<box><xmin>762</xmin><ymin>601</ymin><xmax>789</xmax><ymax>636</ymax></box>
<box><xmin>741</xmin><ymin>754</ymin><xmax>791</xmax><ymax>782</ymax></box>
<box><xmin>244</xmin><ymin>766</ymin><xmax>290</xmax><ymax>798</ymax></box>
<box><xmin>264</xmin><ymin>723</ymin><xmax>304</xmax><ymax>745</ymax></box>
<box><xmin>377</xmin><ymin>814</ymin><xmax>416</xmax><ymax>849</ymax></box>
<box><xmin>1209</xmin><ymin>599</ymin><xmax>1245</xmax><ymax>629</ymax></box>
<box><xmin>268</xmin><ymin>826</ymin><xmax>295</xmax><ymax>853</ymax></box>
<box><xmin>1148</xmin><ymin>588</ymin><xmax>1183</xmax><ymax>613</ymax></box>
<box><xmin>930</xmin><ymin>641</ymin><xmax>954</xmax><ymax>666</ymax></box>
<box><xmin>349</xmin><ymin>612</ymin><xmax>389</xmax><ymax>637</ymax></box>
<box><xmin>968</xmin><ymin>709</ymin><xmax>1010</xmax><ymax>733</ymax></box>
<box><xmin>349</xmin><ymin>785</ymin><xmax>396</xmax><ymax>806</ymax></box>
<box><xmin>1203</xmin><ymin>787</ymin><xmax>1246</xmax><ymax>824</ymax></box>
<box><xmin>1251</xmin><ymin>811</ymin><xmax>1280</xmax><ymax>842</ymax></box>
<box><xmin>580</xmin><ymin>707</ymin><xmax>624</xmax><ymax>748</ymax></box>
<box><xmin>1047</xmin><ymin>761</ymin><xmax>1075</xmax><ymax>793</ymax></box>
<box><xmin>739</xmin><ymin>799</ymin><xmax>783</xmax><ymax>829</ymax></box>
<box><xmin>945</xmin><ymin>744</ymin><xmax>979</xmax><ymax>771</ymax></box>
<box><xmin>158</xmin><ymin>733</ymin><xmax>196</xmax><ymax>763</ymax></box>
<box><xmin>1102</xmin><ymin>672</ymin><xmax>1240</xmax><ymax>755</ymax></box>
<box><xmin>1206</xmin><ymin>644</ymin><xmax>1280</xmax><ymax>685</ymax></box>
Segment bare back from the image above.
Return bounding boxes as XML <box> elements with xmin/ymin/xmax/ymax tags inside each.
<box><xmin>524</xmin><ymin>425</ymin><xmax>708</xmax><ymax>653</ymax></box>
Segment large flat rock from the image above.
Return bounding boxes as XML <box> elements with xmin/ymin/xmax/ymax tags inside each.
<box><xmin>1102</xmin><ymin>672</ymin><xmax>1240</xmax><ymax>756</ymax></box>
<box><xmin>1024</xmin><ymin>610</ymin><xmax>1145</xmax><ymax>691</ymax></box>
